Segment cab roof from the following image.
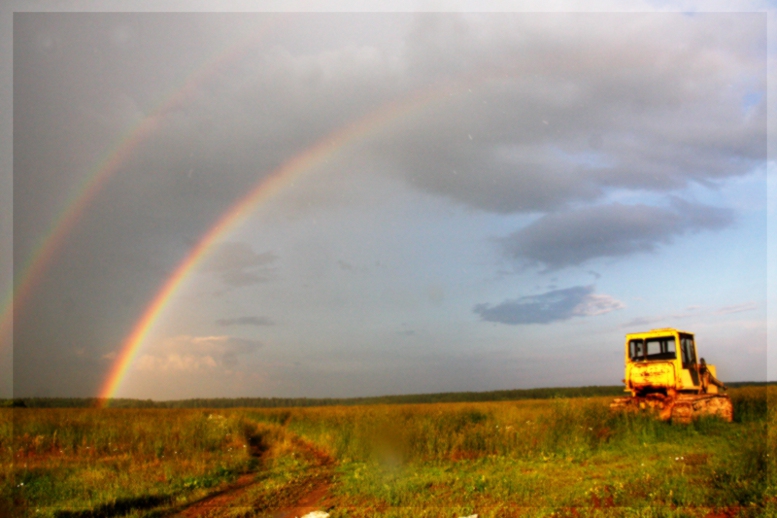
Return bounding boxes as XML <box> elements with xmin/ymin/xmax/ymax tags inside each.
<box><xmin>625</xmin><ymin>328</ymin><xmax>693</xmax><ymax>338</ymax></box>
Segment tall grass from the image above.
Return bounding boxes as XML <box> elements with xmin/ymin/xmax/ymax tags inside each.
<box><xmin>4</xmin><ymin>386</ymin><xmax>771</xmax><ymax>516</ymax></box>
<box><xmin>244</xmin><ymin>388</ymin><xmax>772</xmax><ymax>512</ymax></box>
<box><xmin>13</xmin><ymin>408</ymin><xmax>250</xmax><ymax>459</ymax></box>
<box><xmin>246</xmin><ymin>396</ymin><xmax>712</xmax><ymax>465</ymax></box>
<box><xmin>1</xmin><ymin>408</ymin><xmax>12</xmax><ymax>516</ymax></box>
<box><xmin>9</xmin><ymin>409</ymin><xmax>261</xmax><ymax>516</ymax></box>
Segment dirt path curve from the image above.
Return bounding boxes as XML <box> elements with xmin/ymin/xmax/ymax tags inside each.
<box><xmin>176</xmin><ymin>473</ymin><xmax>263</xmax><ymax>518</ymax></box>
<box><xmin>272</xmin><ymin>438</ymin><xmax>336</xmax><ymax>518</ymax></box>
<box><xmin>272</xmin><ymin>478</ymin><xmax>332</xmax><ymax>518</ymax></box>
<box><xmin>172</xmin><ymin>433</ymin><xmax>335</xmax><ymax>518</ymax></box>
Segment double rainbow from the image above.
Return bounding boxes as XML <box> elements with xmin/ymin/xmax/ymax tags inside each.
<box><xmin>97</xmin><ymin>85</ymin><xmax>451</xmax><ymax>403</ymax></box>
<box><xmin>0</xmin><ymin>17</ymin><xmax>279</xmax><ymax>351</ymax></box>
<box><xmin>4</xmin><ymin>17</ymin><xmax>488</xmax><ymax>402</ymax></box>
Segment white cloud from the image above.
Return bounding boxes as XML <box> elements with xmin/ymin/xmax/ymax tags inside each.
<box><xmin>572</xmin><ymin>293</ymin><xmax>625</xmax><ymax>316</ymax></box>
<box><xmin>135</xmin><ymin>335</ymin><xmax>262</xmax><ymax>372</ymax></box>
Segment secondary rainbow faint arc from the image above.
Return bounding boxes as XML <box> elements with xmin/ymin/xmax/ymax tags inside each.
<box><xmin>0</xmin><ymin>17</ymin><xmax>278</xmax><ymax>350</ymax></box>
<box><xmin>97</xmin><ymin>86</ymin><xmax>455</xmax><ymax>403</ymax></box>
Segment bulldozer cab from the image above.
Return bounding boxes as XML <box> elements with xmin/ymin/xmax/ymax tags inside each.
<box><xmin>623</xmin><ymin>328</ymin><xmax>714</xmax><ymax>396</ymax></box>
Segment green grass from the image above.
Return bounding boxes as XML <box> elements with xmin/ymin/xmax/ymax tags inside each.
<box><xmin>7</xmin><ymin>409</ymin><xmax>262</xmax><ymax>516</ymax></box>
<box><xmin>2</xmin><ymin>386</ymin><xmax>772</xmax><ymax>517</ymax></box>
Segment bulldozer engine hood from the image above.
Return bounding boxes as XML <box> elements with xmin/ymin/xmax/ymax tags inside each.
<box><xmin>627</xmin><ymin>361</ymin><xmax>676</xmax><ymax>391</ymax></box>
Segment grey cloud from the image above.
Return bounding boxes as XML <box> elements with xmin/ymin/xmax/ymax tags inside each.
<box><xmin>203</xmin><ymin>242</ymin><xmax>277</xmax><ymax>287</ymax></box>
<box><xmin>474</xmin><ymin>285</ymin><xmax>624</xmax><ymax>325</ymax></box>
<box><xmin>715</xmin><ymin>302</ymin><xmax>757</xmax><ymax>315</ymax></box>
<box><xmin>361</xmin><ymin>13</ymin><xmax>765</xmax><ymax>214</ymax></box>
<box><xmin>219</xmin><ymin>270</ymin><xmax>265</xmax><ymax>287</ymax></box>
<box><xmin>622</xmin><ymin>302</ymin><xmax>756</xmax><ymax>329</ymax></box>
<box><xmin>622</xmin><ymin>316</ymin><xmax>664</xmax><ymax>328</ymax></box>
<box><xmin>175</xmin><ymin>335</ymin><xmax>261</xmax><ymax>355</ymax></box>
<box><xmin>216</xmin><ymin>316</ymin><xmax>275</xmax><ymax>327</ymax></box>
<box><xmin>203</xmin><ymin>242</ymin><xmax>277</xmax><ymax>271</ymax></box>
<box><xmin>11</xmin><ymin>13</ymin><xmax>764</xmax><ymax>397</ymax></box>
<box><xmin>337</xmin><ymin>260</ymin><xmax>355</xmax><ymax>271</ymax></box>
<box><xmin>136</xmin><ymin>335</ymin><xmax>262</xmax><ymax>372</ymax></box>
<box><xmin>108</xmin><ymin>13</ymin><xmax>764</xmax><ymax>221</ymax></box>
<box><xmin>502</xmin><ymin>200</ymin><xmax>733</xmax><ymax>270</ymax></box>
<box><xmin>621</xmin><ymin>313</ymin><xmax>694</xmax><ymax>329</ymax></box>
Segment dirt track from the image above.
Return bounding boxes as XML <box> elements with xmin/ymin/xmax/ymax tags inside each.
<box><xmin>173</xmin><ymin>433</ymin><xmax>334</xmax><ymax>518</ymax></box>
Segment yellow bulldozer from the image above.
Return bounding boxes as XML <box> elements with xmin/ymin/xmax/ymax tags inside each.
<box><xmin>610</xmin><ymin>328</ymin><xmax>733</xmax><ymax>423</ymax></box>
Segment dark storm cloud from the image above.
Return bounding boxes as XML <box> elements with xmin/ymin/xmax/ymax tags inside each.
<box><xmin>473</xmin><ymin>285</ymin><xmax>623</xmax><ymax>325</ymax></box>
<box><xmin>11</xmin><ymin>12</ymin><xmax>764</xmax><ymax>397</ymax></box>
<box><xmin>216</xmin><ymin>316</ymin><xmax>275</xmax><ymax>327</ymax></box>
<box><xmin>501</xmin><ymin>200</ymin><xmax>734</xmax><ymax>270</ymax></box>
<box><xmin>202</xmin><ymin>242</ymin><xmax>277</xmax><ymax>287</ymax></box>
<box><xmin>364</xmin><ymin>13</ymin><xmax>765</xmax><ymax>214</ymax></box>
<box><xmin>93</xmin><ymin>12</ymin><xmax>764</xmax><ymax>222</ymax></box>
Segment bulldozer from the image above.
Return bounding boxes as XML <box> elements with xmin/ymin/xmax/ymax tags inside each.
<box><xmin>610</xmin><ymin>328</ymin><xmax>733</xmax><ymax>423</ymax></box>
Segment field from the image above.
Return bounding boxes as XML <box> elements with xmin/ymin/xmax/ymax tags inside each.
<box><xmin>1</xmin><ymin>386</ymin><xmax>773</xmax><ymax>517</ymax></box>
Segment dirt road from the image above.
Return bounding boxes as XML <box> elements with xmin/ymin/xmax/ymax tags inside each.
<box><xmin>173</xmin><ymin>432</ymin><xmax>334</xmax><ymax>518</ymax></box>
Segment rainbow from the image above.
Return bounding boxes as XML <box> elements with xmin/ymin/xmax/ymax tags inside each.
<box><xmin>0</xmin><ymin>17</ymin><xmax>279</xmax><ymax>351</ymax></box>
<box><xmin>97</xmin><ymin>84</ymin><xmax>457</xmax><ymax>403</ymax></box>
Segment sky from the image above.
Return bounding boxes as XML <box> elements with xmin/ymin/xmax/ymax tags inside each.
<box><xmin>1</xmin><ymin>2</ymin><xmax>774</xmax><ymax>400</ymax></box>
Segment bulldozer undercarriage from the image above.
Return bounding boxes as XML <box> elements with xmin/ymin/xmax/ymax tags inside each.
<box><xmin>610</xmin><ymin>392</ymin><xmax>733</xmax><ymax>424</ymax></box>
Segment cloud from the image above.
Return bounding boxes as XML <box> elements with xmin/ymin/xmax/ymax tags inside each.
<box><xmin>473</xmin><ymin>285</ymin><xmax>623</xmax><ymax>325</ymax></box>
<box><xmin>501</xmin><ymin>200</ymin><xmax>733</xmax><ymax>270</ymax></box>
<box><xmin>621</xmin><ymin>302</ymin><xmax>756</xmax><ymax>329</ymax></box>
<box><xmin>337</xmin><ymin>260</ymin><xmax>355</xmax><ymax>271</ymax></box>
<box><xmin>215</xmin><ymin>316</ymin><xmax>275</xmax><ymax>327</ymax></box>
<box><xmin>96</xmin><ymin>13</ymin><xmax>764</xmax><ymax>221</ymax></box>
<box><xmin>11</xmin><ymin>13</ymin><xmax>765</xmax><ymax>397</ymax></box>
<box><xmin>573</xmin><ymin>293</ymin><xmax>627</xmax><ymax>316</ymax></box>
<box><xmin>715</xmin><ymin>302</ymin><xmax>757</xmax><ymax>315</ymax></box>
<box><xmin>136</xmin><ymin>335</ymin><xmax>261</xmax><ymax>372</ymax></box>
<box><xmin>365</xmin><ymin>13</ymin><xmax>765</xmax><ymax>214</ymax></box>
<box><xmin>202</xmin><ymin>242</ymin><xmax>277</xmax><ymax>287</ymax></box>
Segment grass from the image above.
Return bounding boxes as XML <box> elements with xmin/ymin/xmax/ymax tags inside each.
<box><xmin>2</xmin><ymin>386</ymin><xmax>772</xmax><ymax>517</ymax></box>
<box><xmin>7</xmin><ymin>409</ymin><xmax>262</xmax><ymax>516</ymax></box>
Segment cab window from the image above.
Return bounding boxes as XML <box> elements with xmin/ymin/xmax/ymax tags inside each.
<box><xmin>629</xmin><ymin>339</ymin><xmax>644</xmax><ymax>361</ymax></box>
<box><xmin>680</xmin><ymin>335</ymin><xmax>696</xmax><ymax>368</ymax></box>
<box><xmin>630</xmin><ymin>337</ymin><xmax>676</xmax><ymax>361</ymax></box>
<box><xmin>645</xmin><ymin>337</ymin><xmax>676</xmax><ymax>360</ymax></box>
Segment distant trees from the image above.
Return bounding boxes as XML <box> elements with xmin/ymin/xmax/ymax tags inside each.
<box><xmin>8</xmin><ymin>382</ymin><xmax>768</xmax><ymax>409</ymax></box>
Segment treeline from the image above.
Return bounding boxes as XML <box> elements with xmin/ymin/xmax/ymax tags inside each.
<box><xmin>3</xmin><ymin>381</ymin><xmax>769</xmax><ymax>409</ymax></box>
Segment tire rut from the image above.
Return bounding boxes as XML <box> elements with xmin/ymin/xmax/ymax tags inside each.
<box><xmin>171</xmin><ymin>429</ymin><xmax>335</xmax><ymax>518</ymax></box>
